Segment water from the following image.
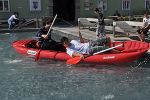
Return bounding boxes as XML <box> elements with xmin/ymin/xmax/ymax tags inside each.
<box><xmin>0</xmin><ymin>32</ymin><xmax>150</xmax><ymax>100</ymax></box>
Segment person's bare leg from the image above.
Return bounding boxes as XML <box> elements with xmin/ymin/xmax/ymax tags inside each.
<box><xmin>35</xmin><ymin>42</ymin><xmax>40</xmax><ymax>48</ymax></box>
<box><xmin>138</xmin><ymin>34</ymin><xmax>143</xmax><ymax>41</ymax></box>
<box><xmin>141</xmin><ymin>32</ymin><xmax>145</xmax><ymax>42</ymax></box>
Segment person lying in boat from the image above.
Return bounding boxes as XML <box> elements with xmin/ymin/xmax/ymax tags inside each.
<box><xmin>35</xmin><ymin>20</ymin><xmax>65</xmax><ymax>51</ymax></box>
<box><xmin>61</xmin><ymin>31</ymin><xmax>120</xmax><ymax>59</ymax></box>
<box><xmin>137</xmin><ymin>12</ymin><xmax>150</xmax><ymax>42</ymax></box>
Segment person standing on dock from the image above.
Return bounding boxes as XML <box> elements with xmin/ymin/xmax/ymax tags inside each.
<box><xmin>94</xmin><ymin>8</ymin><xmax>106</xmax><ymax>38</ymax></box>
<box><xmin>137</xmin><ymin>12</ymin><xmax>150</xmax><ymax>42</ymax></box>
<box><xmin>8</xmin><ymin>12</ymin><xmax>19</xmax><ymax>29</ymax></box>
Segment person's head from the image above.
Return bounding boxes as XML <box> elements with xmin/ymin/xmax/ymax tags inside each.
<box><xmin>13</xmin><ymin>12</ymin><xmax>19</xmax><ymax>17</ymax></box>
<box><xmin>61</xmin><ymin>37</ymin><xmax>70</xmax><ymax>47</ymax></box>
<box><xmin>45</xmin><ymin>20</ymin><xmax>52</xmax><ymax>29</ymax></box>
<box><xmin>13</xmin><ymin>12</ymin><xmax>17</xmax><ymax>15</ymax></box>
<box><xmin>94</xmin><ymin>8</ymin><xmax>100</xmax><ymax>13</ymax></box>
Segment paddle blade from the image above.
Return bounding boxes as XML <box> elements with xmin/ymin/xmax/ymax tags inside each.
<box><xmin>66</xmin><ymin>57</ymin><xmax>81</xmax><ymax>64</ymax></box>
<box><xmin>35</xmin><ymin>50</ymin><xmax>41</xmax><ymax>61</ymax></box>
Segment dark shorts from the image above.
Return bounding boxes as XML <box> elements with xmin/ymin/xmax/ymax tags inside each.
<box><xmin>137</xmin><ymin>28</ymin><xmax>149</xmax><ymax>36</ymax></box>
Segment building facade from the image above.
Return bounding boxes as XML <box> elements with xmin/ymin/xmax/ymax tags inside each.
<box><xmin>80</xmin><ymin>0</ymin><xmax>150</xmax><ymax>17</ymax></box>
<box><xmin>0</xmin><ymin>0</ymin><xmax>149</xmax><ymax>21</ymax></box>
<box><xmin>0</xmin><ymin>0</ymin><xmax>50</xmax><ymax>19</ymax></box>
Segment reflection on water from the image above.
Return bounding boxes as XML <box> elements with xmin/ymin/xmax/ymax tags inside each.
<box><xmin>0</xmin><ymin>32</ymin><xmax>150</xmax><ymax>100</ymax></box>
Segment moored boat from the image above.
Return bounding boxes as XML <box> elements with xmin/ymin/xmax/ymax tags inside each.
<box><xmin>12</xmin><ymin>39</ymin><xmax>150</xmax><ymax>64</ymax></box>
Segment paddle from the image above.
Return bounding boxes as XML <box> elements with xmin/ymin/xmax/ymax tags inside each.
<box><xmin>35</xmin><ymin>14</ymin><xmax>58</xmax><ymax>61</ymax></box>
<box><xmin>35</xmin><ymin>49</ymin><xmax>41</xmax><ymax>61</ymax></box>
<box><xmin>66</xmin><ymin>44</ymin><xmax>123</xmax><ymax>64</ymax></box>
<box><xmin>46</xmin><ymin>14</ymin><xmax>58</xmax><ymax>36</ymax></box>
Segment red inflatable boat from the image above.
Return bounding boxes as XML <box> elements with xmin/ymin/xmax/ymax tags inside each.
<box><xmin>12</xmin><ymin>39</ymin><xmax>150</xmax><ymax>64</ymax></box>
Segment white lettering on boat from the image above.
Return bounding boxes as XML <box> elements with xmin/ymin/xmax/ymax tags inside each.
<box><xmin>27</xmin><ymin>50</ymin><xmax>37</xmax><ymax>56</ymax></box>
<box><xmin>103</xmin><ymin>56</ymin><xmax>115</xmax><ymax>60</ymax></box>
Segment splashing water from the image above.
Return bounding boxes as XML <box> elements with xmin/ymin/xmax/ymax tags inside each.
<box><xmin>4</xmin><ymin>59</ymin><xmax>23</xmax><ymax>64</ymax></box>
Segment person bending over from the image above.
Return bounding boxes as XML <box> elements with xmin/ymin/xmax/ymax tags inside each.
<box><xmin>8</xmin><ymin>12</ymin><xmax>19</xmax><ymax>29</ymax></box>
<box><xmin>36</xmin><ymin>20</ymin><xmax>65</xmax><ymax>51</ymax></box>
<box><xmin>61</xmin><ymin>31</ymin><xmax>111</xmax><ymax>59</ymax></box>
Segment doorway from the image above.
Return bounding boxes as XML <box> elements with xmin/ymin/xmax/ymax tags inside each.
<box><xmin>53</xmin><ymin>0</ymin><xmax>75</xmax><ymax>21</ymax></box>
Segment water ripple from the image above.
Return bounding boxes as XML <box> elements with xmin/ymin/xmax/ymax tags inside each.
<box><xmin>4</xmin><ymin>59</ymin><xmax>23</xmax><ymax>64</ymax></box>
<box><xmin>101</xmin><ymin>94</ymin><xmax>115</xmax><ymax>100</ymax></box>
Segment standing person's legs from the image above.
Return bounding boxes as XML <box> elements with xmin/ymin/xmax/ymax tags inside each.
<box><xmin>11</xmin><ymin>21</ymin><xmax>16</xmax><ymax>29</ymax></box>
<box><xmin>97</xmin><ymin>25</ymin><xmax>105</xmax><ymax>38</ymax></box>
<box><xmin>101</xmin><ymin>25</ymin><xmax>106</xmax><ymax>37</ymax></box>
<box><xmin>8</xmin><ymin>20</ymin><xmax>12</xmax><ymax>29</ymax></box>
<box><xmin>96</xmin><ymin>24</ymin><xmax>99</xmax><ymax>38</ymax></box>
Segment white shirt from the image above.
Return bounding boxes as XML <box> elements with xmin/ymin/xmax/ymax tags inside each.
<box><xmin>148</xmin><ymin>18</ymin><xmax>150</xmax><ymax>25</ymax></box>
<box><xmin>143</xmin><ymin>17</ymin><xmax>149</xmax><ymax>27</ymax></box>
<box><xmin>8</xmin><ymin>15</ymin><xmax>18</xmax><ymax>21</ymax></box>
<box><xmin>66</xmin><ymin>40</ymin><xmax>90</xmax><ymax>57</ymax></box>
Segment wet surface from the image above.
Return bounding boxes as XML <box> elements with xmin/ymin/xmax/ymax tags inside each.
<box><xmin>0</xmin><ymin>32</ymin><xmax>150</xmax><ymax>100</ymax></box>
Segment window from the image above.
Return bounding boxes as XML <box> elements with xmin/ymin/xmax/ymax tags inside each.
<box><xmin>122</xmin><ymin>0</ymin><xmax>131</xmax><ymax>10</ymax></box>
<box><xmin>84</xmin><ymin>0</ymin><xmax>90</xmax><ymax>10</ymax></box>
<box><xmin>97</xmin><ymin>0</ymin><xmax>107</xmax><ymax>11</ymax></box>
<box><xmin>0</xmin><ymin>0</ymin><xmax>10</xmax><ymax>12</ymax></box>
<box><xmin>29</xmin><ymin>0</ymin><xmax>41</xmax><ymax>11</ymax></box>
<box><xmin>145</xmin><ymin>0</ymin><xmax>150</xmax><ymax>10</ymax></box>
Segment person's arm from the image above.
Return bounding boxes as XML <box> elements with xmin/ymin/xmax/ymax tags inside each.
<box><xmin>142</xmin><ymin>18</ymin><xmax>145</xmax><ymax>27</ymax></box>
<box><xmin>36</xmin><ymin>28</ymin><xmax>48</xmax><ymax>40</ymax></box>
<box><xmin>143</xmin><ymin>23</ymin><xmax>150</xmax><ymax>30</ymax></box>
<box><xmin>36</xmin><ymin>27</ymin><xmax>52</xmax><ymax>39</ymax></box>
<box><xmin>36</xmin><ymin>28</ymin><xmax>43</xmax><ymax>37</ymax></box>
<box><xmin>66</xmin><ymin>47</ymin><xmax>84</xmax><ymax>59</ymax></box>
<box><xmin>12</xmin><ymin>15</ymin><xmax>19</xmax><ymax>20</ymax></box>
<box><xmin>72</xmin><ymin>52</ymin><xmax>84</xmax><ymax>59</ymax></box>
<box><xmin>78</xmin><ymin>31</ymin><xmax>84</xmax><ymax>43</ymax></box>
